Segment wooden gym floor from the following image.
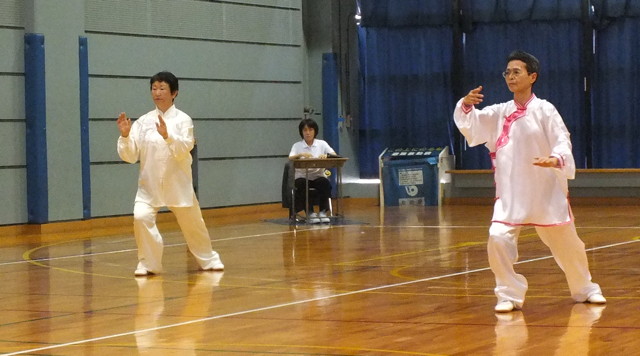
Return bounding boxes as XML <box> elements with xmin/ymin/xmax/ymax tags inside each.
<box><xmin>1</xmin><ymin>199</ymin><xmax>639</xmax><ymax>355</ymax></box>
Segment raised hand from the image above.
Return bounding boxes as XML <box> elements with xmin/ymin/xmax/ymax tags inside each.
<box><xmin>463</xmin><ymin>86</ymin><xmax>484</xmax><ymax>106</ymax></box>
<box><xmin>156</xmin><ymin>114</ymin><xmax>168</xmax><ymax>139</ymax></box>
<box><xmin>117</xmin><ymin>112</ymin><xmax>131</xmax><ymax>137</ymax></box>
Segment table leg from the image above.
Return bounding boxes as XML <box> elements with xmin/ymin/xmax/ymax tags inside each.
<box><xmin>337</xmin><ymin>166</ymin><xmax>342</xmax><ymax>218</ymax></box>
<box><xmin>305</xmin><ymin>168</ymin><xmax>310</xmax><ymax>223</ymax></box>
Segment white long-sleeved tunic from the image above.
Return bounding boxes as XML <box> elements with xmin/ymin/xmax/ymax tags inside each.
<box><xmin>453</xmin><ymin>95</ymin><xmax>575</xmax><ymax>226</ymax></box>
<box><xmin>117</xmin><ymin>105</ymin><xmax>196</xmax><ymax>208</ymax></box>
<box><xmin>289</xmin><ymin>139</ymin><xmax>335</xmax><ymax>180</ymax></box>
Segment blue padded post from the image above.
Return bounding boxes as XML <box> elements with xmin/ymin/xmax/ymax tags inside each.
<box><xmin>24</xmin><ymin>33</ymin><xmax>48</xmax><ymax>224</ymax></box>
<box><xmin>322</xmin><ymin>53</ymin><xmax>340</xmax><ymax>190</ymax></box>
<box><xmin>322</xmin><ymin>52</ymin><xmax>339</xmax><ymax>153</ymax></box>
<box><xmin>79</xmin><ymin>36</ymin><xmax>91</xmax><ymax>218</ymax></box>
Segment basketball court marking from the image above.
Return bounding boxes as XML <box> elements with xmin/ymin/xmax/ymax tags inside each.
<box><xmin>5</xmin><ymin>230</ymin><xmax>638</xmax><ymax>356</ymax></box>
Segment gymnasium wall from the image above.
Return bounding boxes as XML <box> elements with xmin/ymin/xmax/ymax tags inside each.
<box><xmin>85</xmin><ymin>0</ymin><xmax>305</xmax><ymax>217</ymax></box>
<box><xmin>0</xmin><ymin>0</ymin><xmax>326</xmax><ymax>225</ymax></box>
<box><xmin>0</xmin><ymin>0</ymin><xmax>27</xmax><ymax>225</ymax></box>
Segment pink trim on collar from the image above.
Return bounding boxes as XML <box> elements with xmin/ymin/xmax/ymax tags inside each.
<box><xmin>494</xmin><ymin>94</ymin><xmax>536</xmax><ymax>152</ymax></box>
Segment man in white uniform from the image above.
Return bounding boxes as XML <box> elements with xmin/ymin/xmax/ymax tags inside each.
<box><xmin>117</xmin><ymin>71</ymin><xmax>223</xmax><ymax>276</ymax></box>
<box><xmin>453</xmin><ymin>50</ymin><xmax>605</xmax><ymax>312</ymax></box>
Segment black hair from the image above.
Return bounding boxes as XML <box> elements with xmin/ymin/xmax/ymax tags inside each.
<box><xmin>506</xmin><ymin>50</ymin><xmax>540</xmax><ymax>76</ymax></box>
<box><xmin>298</xmin><ymin>118</ymin><xmax>319</xmax><ymax>139</ymax></box>
<box><xmin>150</xmin><ymin>71</ymin><xmax>179</xmax><ymax>94</ymax></box>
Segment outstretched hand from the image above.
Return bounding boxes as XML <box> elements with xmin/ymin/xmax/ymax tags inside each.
<box><xmin>463</xmin><ymin>86</ymin><xmax>484</xmax><ymax>106</ymax></box>
<box><xmin>117</xmin><ymin>112</ymin><xmax>131</xmax><ymax>138</ymax></box>
<box><xmin>533</xmin><ymin>156</ymin><xmax>559</xmax><ymax>168</ymax></box>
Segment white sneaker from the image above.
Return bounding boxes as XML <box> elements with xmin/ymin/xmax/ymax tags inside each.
<box><xmin>587</xmin><ymin>293</ymin><xmax>606</xmax><ymax>304</ymax></box>
<box><xmin>201</xmin><ymin>255</ymin><xmax>225</xmax><ymax>271</ymax></box>
<box><xmin>318</xmin><ymin>211</ymin><xmax>330</xmax><ymax>223</ymax></box>
<box><xmin>134</xmin><ymin>267</ymin><xmax>153</xmax><ymax>276</ymax></box>
<box><xmin>494</xmin><ymin>300</ymin><xmax>516</xmax><ymax>313</ymax></box>
<box><xmin>308</xmin><ymin>212</ymin><xmax>320</xmax><ymax>224</ymax></box>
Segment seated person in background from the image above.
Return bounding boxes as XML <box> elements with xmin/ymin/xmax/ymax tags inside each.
<box><xmin>289</xmin><ymin>118</ymin><xmax>337</xmax><ymax>223</ymax></box>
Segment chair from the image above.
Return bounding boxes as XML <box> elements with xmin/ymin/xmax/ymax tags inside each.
<box><xmin>281</xmin><ymin>160</ymin><xmax>297</xmax><ymax>221</ymax></box>
<box><xmin>281</xmin><ymin>160</ymin><xmax>332</xmax><ymax>224</ymax></box>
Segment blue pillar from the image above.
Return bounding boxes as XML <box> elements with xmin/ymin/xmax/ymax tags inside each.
<box><xmin>322</xmin><ymin>53</ymin><xmax>339</xmax><ymax>153</ymax></box>
<box><xmin>24</xmin><ymin>33</ymin><xmax>49</xmax><ymax>223</ymax></box>
<box><xmin>322</xmin><ymin>53</ymin><xmax>340</xmax><ymax>191</ymax></box>
<box><xmin>79</xmin><ymin>36</ymin><xmax>90</xmax><ymax>219</ymax></box>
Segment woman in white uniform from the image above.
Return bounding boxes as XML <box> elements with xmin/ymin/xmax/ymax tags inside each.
<box><xmin>117</xmin><ymin>71</ymin><xmax>223</xmax><ymax>276</ymax></box>
<box><xmin>453</xmin><ymin>50</ymin><xmax>605</xmax><ymax>312</ymax></box>
<box><xmin>289</xmin><ymin>118</ymin><xmax>337</xmax><ymax>223</ymax></box>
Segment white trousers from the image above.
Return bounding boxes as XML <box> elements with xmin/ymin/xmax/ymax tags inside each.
<box><xmin>133</xmin><ymin>197</ymin><xmax>220</xmax><ymax>273</ymax></box>
<box><xmin>488</xmin><ymin>221</ymin><xmax>601</xmax><ymax>308</ymax></box>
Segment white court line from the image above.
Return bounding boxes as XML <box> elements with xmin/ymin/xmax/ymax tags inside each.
<box><xmin>0</xmin><ymin>229</ymin><xmax>305</xmax><ymax>267</ymax></box>
<box><xmin>0</xmin><ymin>225</ymin><xmax>492</xmax><ymax>267</ymax></box>
<box><xmin>3</xmin><ymin>224</ymin><xmax>638</xmax><ymax>267</ymax></box>
<box><xmin>4</xmin><ymin>238</ymin><xmax>639</xmax><ymax>356</ymax></box>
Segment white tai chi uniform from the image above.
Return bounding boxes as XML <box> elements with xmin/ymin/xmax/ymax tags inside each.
<box><xmin>118</xmin><ymin>105</ymin><xmax>221</xmax><ymax>273</ymax></box>
<box><xmin>453</xmin><ymin>94</ymin><xmax>601</xmax><ymax>307</ymax></box>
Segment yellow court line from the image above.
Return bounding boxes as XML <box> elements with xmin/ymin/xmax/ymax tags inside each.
<box><xmin>21</xmin><ymin>241</ymin><xmax>213</xmax><ymax>286</ymax></box>
<box><xmin>336</xmin><ymin>232</ymin><xmax>542</xmax><ymax>267</ymax></box>
<box><xmin>18</xmin><ymin>228</ymin><xmax>640</xmax><ymax>291</ymax></box>
<box><xmin>17</xmin><ymin>227</ymin><xmax>309</xmax><ymax>283</ymax></box>
<box><xmin>21</xmin><ymin>239</ymin><xmax>144</xmax><ymax>281</ymax></box>
<box><xmin>78</xmin><ymin>342</ymin><xmax>446</xmax><ymax>356</ymax></box>
<box><xmin>201</xmin><ymin>342</ymin><xmax>447</xmax><ymax>356</ymax></box>
<box><xmin>8</xmin><ymin>237</ymin><xmax>640</xmax><ymax>356</ymax></box>
<box><xmin>335</xmin><ymin>241</ymin><xmax>486</xmax><ymax>266</ymax></box>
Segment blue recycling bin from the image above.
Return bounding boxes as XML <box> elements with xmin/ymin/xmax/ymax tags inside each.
<box><xmin>380</xmin><ymin>148</ymin><xmax>442</xmax><ymax>206</ymax></box>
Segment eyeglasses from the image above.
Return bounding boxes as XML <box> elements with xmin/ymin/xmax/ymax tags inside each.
<box><xmin>502</xmin><ymin>69</ymin><xmax>527</xmax><ymax>78</ymax></box>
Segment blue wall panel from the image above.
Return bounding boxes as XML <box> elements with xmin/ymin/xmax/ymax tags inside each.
<box><xmin>79</xmin><ymin>36</ymin><xmax>91</xmax><ymax>218</ymax></box>
<box><xmin>24</xmin><ymin>33</ymin><xmax>48</xmax><ymax>224</ymax></box>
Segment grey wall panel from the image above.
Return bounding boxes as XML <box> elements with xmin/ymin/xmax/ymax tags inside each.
<box><xmin>90</xmin><ymin>163</ymin><xmax>139</xmax><ymax>217</ymax></box>
<box><xmin>89</xmin><ymin>78</ymin><xmax>304</xmax><ymax>119</ymax></box>
<box><xmin>86</xmin><ymin>0</ymin><xmax>301</xmax><ymax>45</ymax></box>
<box><xmin>0</xmin><ymin>122</ymin><xmax>25</xmax><ymax>166</ymax></box>
<box><xmin>0</xmin><ymin>169</ymin><xmax>27</xmax><ymax>225</ymax></box>
<box><xmin>179</xmin><ymin>81</ymin><xmax>304</xmax><ymax>119</ymax></box>
<box><xmin>85</xmin><ymin>0</ymin><xmax>159</xmax><ymax>35</ymax></box>
<box><xmin>90</xmin><ymin>121</ymin><xmax>122</xmax><ymax>163</ymax></box>
<box><xmin>86</xmin><ymin>34</ymin><xmax>303</xmax><ymax>82</ymax></box>
<box><xmin>194</xmin><ymin>120</ymin><xmax>298</xmax><ymax>158</ymax></box>
<box><xmin>220</xmin><ymin>5</ymin><xmax>302</xmax><ymax>45</ymax></box>
<box><xmin>198</xmin><ymin>158</ymin><xmax>284</xmax><ymax>207</ymax></box>
<box><xmin>89</xmin><ymin>77</ymin><xmax>152</xmax><ymax>119</ymax></box>
<box><xmin>0</xmin><ymin>29</ymin><xmax>24</xmax><ymax>72</ymax></box>
<box><xmin>0</xmin><ymin>0</ymin><xmax>23</xmax><ymax>27</ymax></box>
<box><xmin>85</xmin><ymin>0</ymin><xmax>306</xmax><ymax>217</ymax></box>
<box><xmin>41</xmin><ymin>1</ymin><xmax>85</xmax><ymax>222</ymax></box>
<box><xmin>0</xmin><ymin>76</ymin><xmax>24</xmax><ymax>120</ymax></box>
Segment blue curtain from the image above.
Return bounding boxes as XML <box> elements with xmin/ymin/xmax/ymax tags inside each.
<box><xmin>359</xmin><ymin>0</ymin><xmax>453</xmax><ymax>27</ymax></box>
<box><xmin>458</xmin><ymin>0</ymin><xmax>587</xmax><ymax>169</ymax></box>
<box><xmin>357</xmin><ymin>0</ymin><xmax>640</xmax><ymax>172</ymax></box>
<box><xmin>591</xmin><ymin>0</ymin><xmax>640</xmax><ymax>167</ymax></box>
<box><xmin>357</xmin><ymin>0</ymin><xmax>454</xmax><ymax>178</ymax></box>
